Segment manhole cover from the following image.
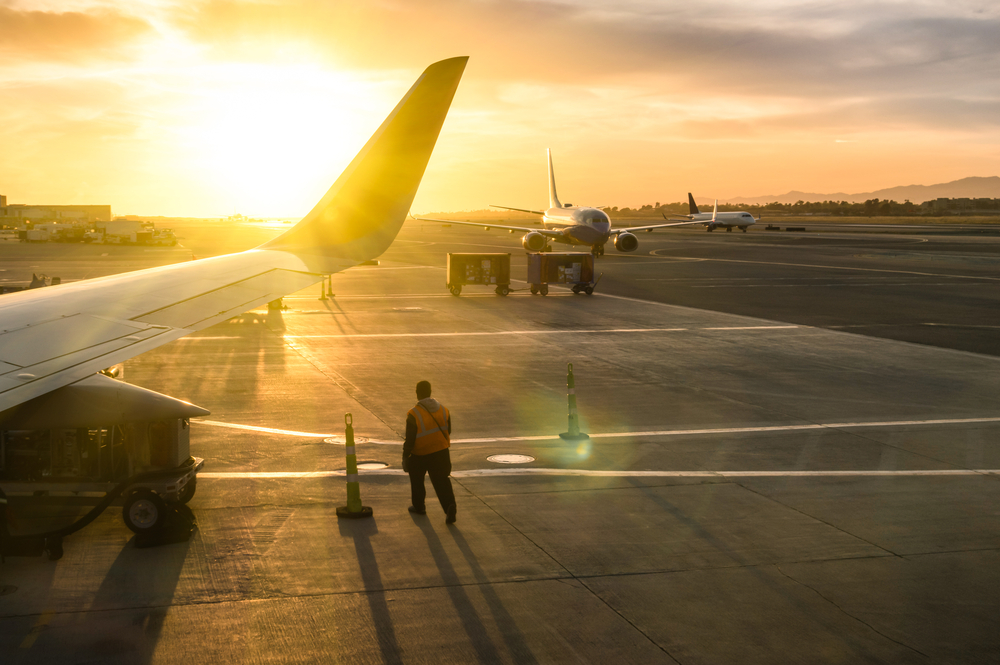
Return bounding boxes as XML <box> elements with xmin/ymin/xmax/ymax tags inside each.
<box><xmin>0</xmin><ymin>585</ymin><xmax>16</xmax><ymax>597</ymax></box>
<box><xmin>487</xmin><ymin>454</ymin><xmax>535</xmax><ymax>464</ymax></box>
<box><xmin>357</xmin><ymin>462</ymin><xmax>389</xmax><ymax>470</ymax></box>
<box><xmin>324</xmin><ymin>436</ymin><xmax>370</xmax><ymax>445</ymax></box>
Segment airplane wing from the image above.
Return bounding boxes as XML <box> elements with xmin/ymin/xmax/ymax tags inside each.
<box><xmin>0</xmin><ymin>56</ymin><xmax>468</xmax><ymax>418</ymax></box>
<box><xmin>412</xmin><ymin>215</ymin><xmax>565</xmax><ymax>238</ymax></box>
<box><xmin>613</xmin><ymin>219</ymin><xmax>706</xmax><ymax>233</ymax></box>
<box><xmin>489</xmin><ymin>205</ymin><xmax>547</xmax><ymax>215</ymax></box>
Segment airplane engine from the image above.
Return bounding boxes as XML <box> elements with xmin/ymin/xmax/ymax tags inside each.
<box><xmin>522</xmin><ymin>232</ymin><xmax>547</xmax><ymax>252</ymax></box>
<box><xmin>614</xmin><ymin>232</ymin><xmax>639</xmax><ymax>253</ymax></box>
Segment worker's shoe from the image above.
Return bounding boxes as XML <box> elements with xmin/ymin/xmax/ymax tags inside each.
<box><xmin>408</xmin><ymin>506</ymin><xmax>426</xmax><ymax>515</ymax></box>
<box><xmin>445</xmin><ymin>505</ymin><xmax>457</xmax><ymax>524</ymax></box>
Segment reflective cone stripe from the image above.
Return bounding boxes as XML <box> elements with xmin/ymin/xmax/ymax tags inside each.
<box><xmin>560</xmin><ymin>363</ymin><xmax>588</xmax><ymax>440</ymax></box>
<box><xmin>344</xmin><ymin>413</ymin><xmax>364</xmax><ymax>513</ymax></box>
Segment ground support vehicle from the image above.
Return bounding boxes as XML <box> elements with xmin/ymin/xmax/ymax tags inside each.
<box><xmin>526</xmin><ymin>252</ymin><xmax>597</xmax><ymax>296</ymax></box>
<box><xmin>446</xmin><ymin>253</ymin><xmax>511</xmax><ymax>296</ymax></box>
<box><xmin>1</xmin><ymin>416</ymin><xmax>205</xmax><ymax>556</ymax></box>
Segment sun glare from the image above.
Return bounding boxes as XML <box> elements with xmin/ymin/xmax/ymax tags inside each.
<box><xmin>177</xmin><ymin>63</ymin><xmax>379</xmax><ymax>216</ymax></box>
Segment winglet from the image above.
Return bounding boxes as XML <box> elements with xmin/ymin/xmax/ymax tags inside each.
<box><xmin>261</xmin><ymin>57</ymin><xmax>469</xmax><ymax>264</ymax></box>
<box><xmin>688</xmin><ymin>192</ymin><xmax>700</xmax><ymax>215</ymax></box>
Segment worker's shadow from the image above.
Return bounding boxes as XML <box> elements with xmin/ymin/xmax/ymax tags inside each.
<box><xmin>414</xmin><ymin>518</ymin><xmax>538</xmax><ymax>664</ymax></box>
<box><xmin>82</xmin><ymin>534</ymin><xmax>192</xmax><ymax>664</ymax></box>
<box><xmin>338</xmin><ymin>518</ymin><xmax>403</xmax><ymax>665</ymax></box>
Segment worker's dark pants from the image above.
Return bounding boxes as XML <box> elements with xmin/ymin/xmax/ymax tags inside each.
<box><xmin>408</xmin><ymin>448</ymin><xmax>455</xmax><ymax>513</ymax></box>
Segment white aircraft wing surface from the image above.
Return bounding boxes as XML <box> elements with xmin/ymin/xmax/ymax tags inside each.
<box><xmin>412</xmin><ymin>215</ymin><xmax>564</xmax><ymax>238</ymax></box>
<box><xmin>0</xmin><ymin>56</ymin><xmax>468</xmax><ymax>417</ymax></box>
<box><xmin>614</xmin><ymin>220</ymin><xmax>707</xmax><ymax>233</ymax></box>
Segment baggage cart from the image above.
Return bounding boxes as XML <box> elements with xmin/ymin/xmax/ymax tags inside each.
<box><xmin>446</xmin><ymin>253</ymin><xmax>511</xmax><ymax>296</ymax></box>
<box><xmin>526</xmin><ymin>252</ymin><xmax>596</xmax><ymax>296</ymax></box>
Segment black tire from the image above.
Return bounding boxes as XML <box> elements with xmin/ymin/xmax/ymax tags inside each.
<box><xmin>726</xmin><ymin>227</ymin><xmax>732</xmax><ymax>232</ymax></box>
<box><xmin>123</xmin><ymin>490</ymin><xmax>167</xmax><ymax>534</ymax></box>
<box><xmin>572</xmin><ymin>285</ymin><xmax>581</xmax><ymax>294</ymax></box>
<box><xmin>530</xmin><ymin>285</ymin><xmax>538</xmax><ymax>295</ymax></box>
<box><xmin>178</xmin><ymin>479</ymin><xmax>197</xmax><ymax>504</ymax></box>
<box><xmin>742</xmin><ymin>227</ymin><xmax>747</xmax><ymax>233</ymax></box>
<box><xmin>540</xmin><ymin>284</ymin><xmax>549</xmax><ymax>296</ymax></box>
<box><xmin>498</xmin><ymin>286</ymin><xmax>510</xmax><ymax>296</ymax></box>
<box><xmin>449</xmin><ymin>285</ymin><xmax>461</xmax><ymax>296</ymax></box>
<box><xmin>585</xmin><ymin>287</ymin><xmax>594</xmax><ymax>295</ymax></box>
<box><xmin>45</xmin><ymin>536</ymin><xmax>64</xmax><ymax>561</ymax></box>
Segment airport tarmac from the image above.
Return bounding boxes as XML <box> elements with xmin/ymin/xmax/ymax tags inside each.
<box><xmin>3</xmin><ymin>221</ymin><xmax>1000</xmax><ymax>663</ymax></box>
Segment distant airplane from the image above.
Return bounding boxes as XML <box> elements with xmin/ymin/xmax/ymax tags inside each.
<box><xmin>663</xmin><ymin>193</ymin><xmax>759</xmax><ymax>232</ymax></box>
<box><xmin>0</xmin><ymin>56</ymin><xmax>468</xmax><ymax>423</ymax></box>
<box><xmin>414</xmin><ymin>150</ymin><xmax>702</xmax><ymax>256</ymax></box>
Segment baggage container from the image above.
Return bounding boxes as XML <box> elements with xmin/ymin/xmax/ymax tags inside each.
<box><xmin>526</xmin><ymin>252</ymin><xmax>596</xmax><ymax>296</ymax></box>
<box><xmin>446</xmin><ymin>253</ymin><xmax>511</xmax><ymax>296</ymax></box>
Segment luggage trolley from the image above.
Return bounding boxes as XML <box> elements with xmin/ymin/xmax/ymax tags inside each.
<box><xmin>526</xmin><ymin>252</ymin><xmax>597</xmax><ymax>296</ymax></box>
<box><xmin>446</xmin><ymin>253</ymin><xmax>511</xmax><ymax>296</ymax></box>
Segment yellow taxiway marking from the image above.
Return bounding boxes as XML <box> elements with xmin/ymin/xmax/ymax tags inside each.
<box><xmin>20</xmin><ymin>611</ymin><xmax>54</xmax><ymax>649</ymax></box>
<box><xmin>193</xmin><ymin>416</ymin><xmax>1000</xmax><ymax>444</ymax></box>
<box><xmin>198</xmin><ymin>468</ymin><xmax>1000</xmax><ymax>479</ymax></box>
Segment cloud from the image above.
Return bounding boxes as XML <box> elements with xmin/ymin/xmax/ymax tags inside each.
<box><xmin>167</xmin><ymin>1</ymin><xmax>1000</xmax><ymax>95</ymax></box>
<box><xmin>0</xmin><ymin>5</ymin><xmax>153</xmax><ymax>63</ymax></box>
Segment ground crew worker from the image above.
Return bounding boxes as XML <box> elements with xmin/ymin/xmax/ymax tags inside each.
<box><xmin>402</xmin><ymin>380</ymin><xmax>456</xmax><ymax>523</ymax></box>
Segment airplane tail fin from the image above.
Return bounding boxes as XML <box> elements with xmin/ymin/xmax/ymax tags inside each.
<box><xmin>261</xmin><ymin>56</ymin><xmax>469</xmax><ymax>264</ymax></box>
<box><xmin>712</xmin><ymin>200</ymin><xmax>718</xmax><ymax>222</ymax></box>
<box><xmin>547</xmin><ymin>148</ymin><xmax>563</xmax><ymax>209</ymax></box>
<box><xmin>688</xmin><ymin>193</ymin><xmax>700</xmax><ymax>215</ymax></box>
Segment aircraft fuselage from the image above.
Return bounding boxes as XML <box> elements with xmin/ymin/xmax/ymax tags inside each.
<box><xmin>542</xmin><ymin>206</ymin><xmax>611</xmax><ymax>246</ymax></box>
<box><xmin>692</xmin><ymin>211</ymin><xmax>756</xmax><ymax>231</ymax></box>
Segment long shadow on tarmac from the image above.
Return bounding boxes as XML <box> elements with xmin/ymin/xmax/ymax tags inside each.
<box><xmin>413</xmin><ymin>517</ymin><xmax>500</xmax><ymax>661</ymax></box>
<box><xmin>448</xmin><ymin>528</ymin><xmax>540</xmax><ymax>664</ymax></box>
<box><xmin>86</xmin><ymin>535</ymin><xmax>190</xmax><ymax>663</ymax></box>
<box><xmin>337</xmin><ymin>518</ymin><xmax>402</xmax><ymax>665</ymax></box>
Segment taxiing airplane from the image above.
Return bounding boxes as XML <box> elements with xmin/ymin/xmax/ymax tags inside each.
<box><xmin>663</xmin><ymin>193</ymin><xmax>759</xmax><ymax>232</ymax></box>
<box><xmin>414</xmin><ymin>150</ymin><xmax>703</xmax><ymax>256</ymax></box>
<box><xmin>0</xmin><ymin>57</ymin><xmax>468</xmax><ymax>425</ymax></box>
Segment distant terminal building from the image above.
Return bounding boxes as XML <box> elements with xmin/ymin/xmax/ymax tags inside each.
<box><xmin>920</xmin><ymin>197</ymin><xmax>1000</xmax><ymax>213</ymax></box>
<box><xmin>0</xmin><ymin>195</ymin><xmax>112</xmax><ymax>225</ymax></box>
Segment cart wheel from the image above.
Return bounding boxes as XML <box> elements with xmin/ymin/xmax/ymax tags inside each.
<box><xmin>497</xmin><ymin>286</ymin><xmax>510</xmax><ymax>296</ymax></box>
<box><xmin>571</xmin><ymin>285</ymin><xmax>581</xmax><ymax>294</ymax></box>
<box><xmin>123</xmin><ymin>490</ymin><xmax>167</xmax><ymax>534</ymax></box>
<box><xmin>584</xmin><ymin>286</ymin><xmax>594</xmax><ymax>295</ymax></box>
<box><xmin>530</xmin><ymin>285</ymin><xmax>538</xmax><ymax>295</ymax></box>
<box><xmin>178</xmin><ymin>478</ymin><xmax>197</xmax><ymax>504</ymax></box>
<box><xmin>45</xmin><ymin>536</ymin><xmax>64</xmax><ymax>561</ymax></box>
<box><xmin>449</xmin><ymin>285</ymin><xmax>462</xmax><ymax>296</ymax></box>
<box><xmin>540</xmin><ymin>284</ymin><xmax>549</xmax><ymax>296</ymax></box>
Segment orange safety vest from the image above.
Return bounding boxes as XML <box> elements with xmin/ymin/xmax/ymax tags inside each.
<box><xmin>408</xmin><ymin>402</ymin><xmax>451</xmax><ymax>455</ymax></box>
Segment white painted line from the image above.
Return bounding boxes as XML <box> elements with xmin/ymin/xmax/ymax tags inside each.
<box><xmin>280</xmin><ymin>326</ymin><xmax>804</xmax><ymax>340</ymax></box>
<box><xmin>282</xmin><ymin>328</ymin><xmax>691</xmax><ymax>339</ymax></box>
<box><xmin>452</xmin><ymin>417</ymin><xmax>1000</xmax><ymax>444</ymax></box>
<box><xmin>666</xmin><ymin>256</ymin><xmax>1000</xmax><ymax>283</ymax></box>
<box><xmin>193</xmin><ymin>420</ymin><xmax>337</xmax><ymax>439</ymax></box>
<box><xmin>702</xmin><ymin>326</ymin><xmax>799</xmax><ymax>331</ymax></box>
<box><xmin>198</xmin><ymin>468</ymin><xmax>1000</xmax><ymax>480</ymax></box>
<box><xmin>193</xmin><ymin>416</ymin><xmax>1000</xmax><ymax>445</ymax></box>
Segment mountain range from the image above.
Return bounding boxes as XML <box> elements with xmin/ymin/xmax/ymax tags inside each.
<box><xmin>724</xmin><ymin>176</ymin><xmax>1000</xmax><ymax>206</ymax></box>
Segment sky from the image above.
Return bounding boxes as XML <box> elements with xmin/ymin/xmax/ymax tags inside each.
<box><xmin>2</xmin><ymin>0</ymin><xmax>1000</xmax><ymax>216</ymax></box>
